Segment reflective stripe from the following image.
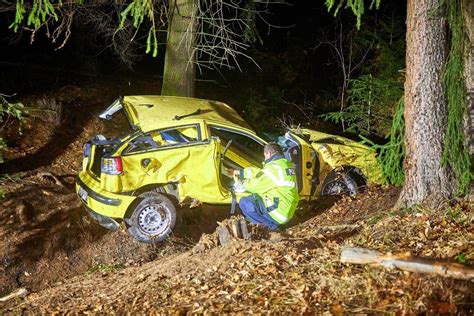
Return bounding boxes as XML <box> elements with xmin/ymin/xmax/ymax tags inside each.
<box><xmin>263</xmin><ymin>196</ymin><xmax>273</xmax><ymax>207</ymax></box>
<box><xmin>244</xmin><ymin>168</ymin><xmax>252</xmax><ymax>178</ymax></box>
<box><xmin>269</xmin><ymin>210</ymin><xmax>288</xmax><ymax>223</ymax></box>
<box><xmin>276</xmin><ymin>167</ymin><xmax>287</xmax><ymax>183</ymax></box>
<box><xmin>262</xmin><ymin>167</ymin><xmax>296</xmax><ymax>188</ymax></box>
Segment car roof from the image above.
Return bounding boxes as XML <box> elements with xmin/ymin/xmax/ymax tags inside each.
<box><xmin>122</xmin><ymin>95</ymin><xmax>253</xmax><ymax>132</ymax></box>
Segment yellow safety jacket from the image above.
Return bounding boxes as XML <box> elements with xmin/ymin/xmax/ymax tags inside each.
<box><xmin>242</xmin><ymin>155</ymin><xmax>299</xmax><ymax>224</ymax></box>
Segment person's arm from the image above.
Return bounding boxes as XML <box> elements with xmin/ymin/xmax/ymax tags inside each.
<box><xmin>243</xmin><ymin>166</ymin><xmax>275</xmax><ymax>194</ymax></box>
<box><xmin>240</xmin><ymin>166</ymin><xmax>261</xmax><ymax>180</ymax></box>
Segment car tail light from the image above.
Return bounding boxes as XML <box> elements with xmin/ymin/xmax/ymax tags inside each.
<box><xmin>101</xmin><ymin>157</ymin><xmax>123</xmax><ymax>175</ymax></box>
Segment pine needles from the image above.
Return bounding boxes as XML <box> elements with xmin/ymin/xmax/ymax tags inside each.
<box><xmin>325</xmin><ymin>0</ymin><xmax>381</xmax><ymax>29</ymax></box>
<box><xmin>322</xmin><ymin>75</ymin><xmax>403</xmax><ymax>137</ymax></box>
<box><xmin>361</xmin><ymin>98</ymin><xmax>405</xmax><ymax>186</ymax></box>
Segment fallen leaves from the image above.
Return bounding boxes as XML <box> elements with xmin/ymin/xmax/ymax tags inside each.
<box><xmin>2</xmin><ymin>187</ymin><xmax>473</xmax><ymax>314</ymax></box>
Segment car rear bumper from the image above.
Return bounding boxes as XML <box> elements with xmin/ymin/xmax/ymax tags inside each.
<box><xmin>84</xmin><ymin>206</ymin><xmax>121</xmax><ymax>231</ymax></box>
<box><xmin>76</xmin><ymin>171</ymin><xmax>136</xmax><ymax>219</ymax></box>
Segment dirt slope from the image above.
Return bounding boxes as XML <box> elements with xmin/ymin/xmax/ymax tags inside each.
<box><xmin>0</xmin><ymin>86</ymin><xmax>473</xmax><ymax>314</ymax></box>
<box><xmin>2</xmin><ymin>185</ymin><xmax>473</xmax><ymax>314</ymax></box>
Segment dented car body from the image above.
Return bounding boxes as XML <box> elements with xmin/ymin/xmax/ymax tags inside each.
<box><xmin>76</xmin><ymin>96</ymin><xmax>383</xmax><ymax>243</ymax></box>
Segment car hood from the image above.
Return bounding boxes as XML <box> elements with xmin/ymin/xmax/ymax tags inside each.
<box><xmin>293</xmin><ymin>128</ymin><xmax>384</xmax><ymax>184</ymax></box>
<box><xmin>99</xmin><ymin>95</ymin><xmax>252</xmax><ymax>132</ymax></box>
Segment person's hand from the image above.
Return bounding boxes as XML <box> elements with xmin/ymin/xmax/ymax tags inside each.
<box><xmin>233</xmin><ymin>169</ymin><xmax>241</xmax><ymax>178</ymax></box>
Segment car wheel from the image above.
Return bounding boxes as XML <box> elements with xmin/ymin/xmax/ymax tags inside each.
<box><xmin>346</xmin><ymin>167</ymin><xmax>367</xmax><ymax>193</ymax></box>
<box><xmin>321</xmin><ymin>167</ymin><xmax>366</xmax><ymax>196</ymax></box>
<box><xmin>126</xmin><ymin>192</ymin><xmax>177</xmax><ymax>243</ymax></box>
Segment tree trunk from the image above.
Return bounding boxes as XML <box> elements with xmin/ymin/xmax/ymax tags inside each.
<box><xmin>396</xmin><ymin>0</ymin><xmax>454</xmax><ymax>209</ymax></box>
<box><xmin>464</xmin><ymin>0</ymin><xmax>474</xmax><ymax>158</ymax></box>
<box><xmin>464</xmin><ymin>0</ymin><xmax>474</xmax><ymax>198</ymax></box>
<box><xmin>161</xmin><ymin>0</ymin><xmax>197</xmax><ymax>97</ymax></box>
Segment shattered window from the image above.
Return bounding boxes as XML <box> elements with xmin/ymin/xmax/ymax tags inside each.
<box><xmin>125</xmin><ymin>125</ymin><xmax>201</xmax><ymax>154</ymax></box>
<box><xmin>150</xmin><ymin>125</ymin><xmax>200</xmax><ymax>146</ymax></box>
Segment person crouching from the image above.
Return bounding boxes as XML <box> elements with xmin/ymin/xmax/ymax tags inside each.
<box><xmin>234</xmin><ymin>142</ymin><xmax>299</xmax><ymax>230</ymax></box>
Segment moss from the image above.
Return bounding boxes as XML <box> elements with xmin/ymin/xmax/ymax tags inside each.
<box><xmin>441</xmin><ymin>0</ymin><xmax>472</xmax><ymax>195</ymax></box>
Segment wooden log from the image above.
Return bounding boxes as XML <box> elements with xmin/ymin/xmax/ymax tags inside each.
<box><xmin>216</xmin><ymin>226</ymin><xmax>232</xmax><ymax>246</ymax></box>
<box><xmin>341</xmin><ymin>247</ymin><xmax>474</xmax><ymax>281</ymax></box>
<box><xmin>229</xmin><ymin>219</ymin><xmax>242</xmax><ymax>239</ymax></box>
<box><xmin>239</xmin><ymin>218</ymin><xmax>251</xmax><ymax>240</ymax></box>
<box><xmin>0</xmin><ymin>288</ymin><xmax>28</xmax><ymax>302</ymax></box>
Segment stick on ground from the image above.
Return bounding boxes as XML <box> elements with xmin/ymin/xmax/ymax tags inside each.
<box><xmin>0</xmin><ymin>288</ymin><xmax>28</xmax><ymax>302</ymax></box>
<box><xmin>341</xmin><ymin>247</ymin><xmax>474</xmax><ymax>281</ymax></box>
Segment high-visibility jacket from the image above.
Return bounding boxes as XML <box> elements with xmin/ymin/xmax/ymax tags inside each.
<box><xmin>241</xmin><ymin>155</ymin><xmax>299</xmax><ymax>224</ymax></box>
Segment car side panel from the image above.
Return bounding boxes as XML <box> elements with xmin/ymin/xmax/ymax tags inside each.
<box><xmin>100</xmin><ymin>140</ymin><xmax>231</xmax><ymax>204</ymax></box>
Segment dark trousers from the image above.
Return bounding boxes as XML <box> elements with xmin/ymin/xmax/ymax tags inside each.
<box><xmin>239</xmin><ymin>195</ymin><xmax>279</xmax><ymax>231</ymax></box>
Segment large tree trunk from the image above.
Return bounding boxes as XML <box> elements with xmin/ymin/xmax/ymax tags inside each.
<box><xmin>464</xmin><ymin>0</ymin><xmax>474</xmax><ymax>197</ymax></box>
<box><xmin>161</xmin><ymin>0</ymin><xmax>197</xmax><ymax>97</ymax></box>
<box><xmin>464</xmin><ymin>0</ymin><xmax>474</xmax><ymax>157</ymax></box>
<box><xmin>396</xmin><ymin>0</ymin><xmax>454</xmax><ymax>208</ymax></box>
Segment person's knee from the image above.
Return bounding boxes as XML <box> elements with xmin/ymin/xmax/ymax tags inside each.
<box><xmin>239</xmin><ymin>196</ymin><xmax>256</xmax><ymax>215</ymax></box>
<box><xmin>239</xmin><ymin>196</ymin><xmax>251</xmax><ymax>209</ymax></box>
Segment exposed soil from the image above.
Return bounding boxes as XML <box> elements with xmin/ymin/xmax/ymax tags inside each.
<box><xmin>0</xmin><ymin>86</ymin><xmax>472</xmax><ymax>314</ymax></box>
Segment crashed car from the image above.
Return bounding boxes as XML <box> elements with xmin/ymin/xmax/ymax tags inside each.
<box><xmin>76</xmin><ymin>96</ymin><xmax>383</xmax><ymax>243</ymax></box>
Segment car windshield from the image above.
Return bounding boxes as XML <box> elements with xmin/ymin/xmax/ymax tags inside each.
<box><xmin>257</xmin><ymin>130</ymin><xmax>281</xmax><ymax>143</ymax></box>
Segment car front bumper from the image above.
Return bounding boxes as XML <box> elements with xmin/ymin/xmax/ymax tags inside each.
<box><xmin>76</xmin><ymin>171</ymin><xmax>137</xmax><ymax>220</ymax></box>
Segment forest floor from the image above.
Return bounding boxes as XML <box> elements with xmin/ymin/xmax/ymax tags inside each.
<box><xmin>0</xmin><ymin>85</ymin><xmax>473</xmax><ymax>314</ymax></box>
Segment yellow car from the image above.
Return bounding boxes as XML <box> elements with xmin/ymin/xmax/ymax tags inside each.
<box><xmin>76</xmin><ymin>96</ymin><xmax>383</xmax><ymax>243</ymax></box>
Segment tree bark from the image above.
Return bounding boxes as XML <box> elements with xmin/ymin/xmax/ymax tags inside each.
<box><xmin>463</xmin><ymin>0</ymin><xmax>474</xmax><ymax>198</ymax></box>
<box><xmin>161</xmin><ymin>0</ymin><xmax>197</xmax><ymax>97</ymax></box>
<box><xmin>463</xmin><ymin>0</ymin><xmax>474</xmax><ymax>158</ymax></box>
<box><xmin>396</xmin><ymin>0</ymin><xmax>454</xmax><ymax>209</ymax></box>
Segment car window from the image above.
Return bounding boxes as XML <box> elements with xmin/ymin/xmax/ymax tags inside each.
<box><xmin>209</xmin><ymin>126</ymin><xmax>264</xmax><ymax>165</ymax></box>
<box><xmin>125</xmin><ymin>125</ymin><xmax>201</xmax><ymax>154</ymax></box>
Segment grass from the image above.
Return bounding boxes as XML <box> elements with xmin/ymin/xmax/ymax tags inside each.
<box><xmin>85</xmin><ymin>263</ymin><xmax>123</xmax><ymax>276</ymax></box>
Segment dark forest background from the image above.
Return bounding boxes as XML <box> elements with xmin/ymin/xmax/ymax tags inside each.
<box><xmin>0</xmin><ymin>1</ymin><xmax>406</xmax><ymax>139</ymax></box>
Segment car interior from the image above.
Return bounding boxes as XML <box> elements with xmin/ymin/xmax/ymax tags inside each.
<box><xmin>125</xmin><ymin>126</ymin><xmax>200</xmax><ymax>154</ymax></box>
<box><xmin>209</xmin><ymin>126</ymin><xmax>265</xmax><ymax>188</ymax></box>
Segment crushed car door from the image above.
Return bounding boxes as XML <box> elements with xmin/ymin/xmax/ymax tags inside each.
<box><xmin>114</xmin><ymin>126</ymin><xmax>229</xmax><ymax>204</ymax></box>
<box><xmin>278</xmin><ymin>131</ymin><xmax>319</xmax><ymax>199</ymax></box>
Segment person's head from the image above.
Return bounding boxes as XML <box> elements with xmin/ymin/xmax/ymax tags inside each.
<box><xmin>264</xmin><ymin>142</ymin><xmax>283</xmax><ymax>160</ymax></box>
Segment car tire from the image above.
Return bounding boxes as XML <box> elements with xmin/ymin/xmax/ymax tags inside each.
<box><xmin>154</xmin><ymin>185</ymin><xmax>184</xmax><ymax>227</ymax></box>
<box><xmin>346</xmin><ymin>167</ymin><xmax>367</xmax><ymax>193</ymax></box>
<box><xmin>321</xmin><ymin>166</ymin><xmax>366</xmax><ymax>196</ymax></box>
<box><xmin>126</xmin><ymin>192</ymin><xmax>177</xmax><ymax>244</ymax></box>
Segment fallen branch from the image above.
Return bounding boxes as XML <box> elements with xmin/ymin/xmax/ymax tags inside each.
<box><xmin>0</xmin><ymin>288</ymin><xmax>28</xmax><ymax>302</ymax></box>
<box><xmin>316</xmin><ymin>224</ymin><xmax>360</xmax><ymax>232</ymax></box>
<box><xmin>341</xmin><ymin>247</ymin><xmax>474</xmax><ymax>281</ymax></box>
<box><xmin>36</xmin><ymin>172</ymin><xmax>65</xmax><ymax>188</ymax></box>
